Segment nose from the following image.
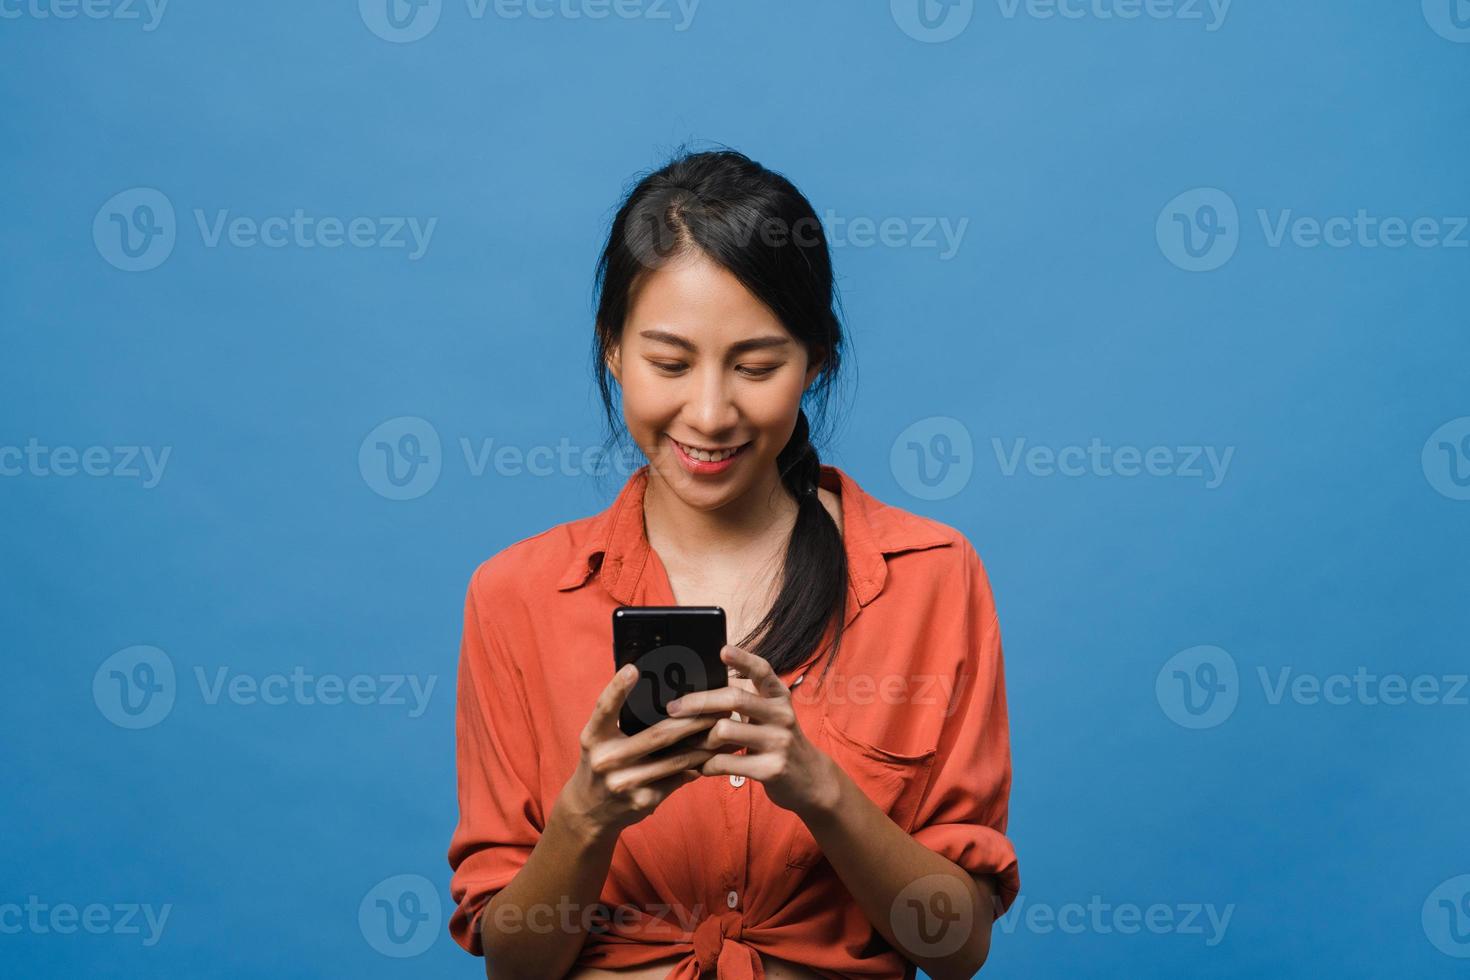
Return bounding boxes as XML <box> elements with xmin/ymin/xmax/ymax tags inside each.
<box><xmin>684</xmin><ymin>363</ymin><xmax>739</xmax><ymax>437</ymax></box>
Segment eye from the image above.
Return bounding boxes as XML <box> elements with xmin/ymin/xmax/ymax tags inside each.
<box><xmin>650</xmin><ymin>361</ymin><xmax>687</xmax><ymax>375</ymax></box>
<box><xmin>737</xmin><ymin>366</ymin><xmax>779</xmax><ymax>378</ymax></box>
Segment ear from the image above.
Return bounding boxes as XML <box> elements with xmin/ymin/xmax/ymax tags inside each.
<box><xmin>605</xmin><ymin>344</ymin><xmax>622</xmax><ymax>384</ymax></box>
<box><xmin>803</xmin><ymin>347</ymin><xmax>826</xmax><ymax>388</ymax></box>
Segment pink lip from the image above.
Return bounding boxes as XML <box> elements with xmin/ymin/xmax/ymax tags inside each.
<box><xmin>671</xmin><ymin>438</ymin><xmax>750</xmax><ymax>476</ymax></box>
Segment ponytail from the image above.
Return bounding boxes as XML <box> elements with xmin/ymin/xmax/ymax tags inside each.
<box><xmin>737</xmin><ymin>408</ymin><xmax>849</xmax><ymax>685</ymax></box>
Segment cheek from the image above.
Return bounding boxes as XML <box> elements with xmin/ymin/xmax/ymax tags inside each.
<box><xmin>748</xmin><ymin>379</ymin><xmax>806</xmax><ymax>428</ymax></box>
<box><xmin>619</xmin><ymin>372</ymin><xmax>675</xmax><ymax>427</ymax></box>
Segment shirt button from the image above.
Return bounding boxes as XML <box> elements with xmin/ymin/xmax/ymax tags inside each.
<box><xmin>726</xmin><ymin>890</ymin><xmax>739</xmax><ymax>909</ymax></box>
<box><xmin>792</xmin><ymin>674</ymin><xmax>804</xmax><ymax>687</ymax></box>
<box><xmin>729</xmin><ymin>774</ymin><xmax>746</xmax><ymax>787</ymax></box>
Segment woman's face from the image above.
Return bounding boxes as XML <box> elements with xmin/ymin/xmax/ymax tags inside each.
<box><xmin>607</xmin><ymin>250</ymin><xmax>822</xmax><ymax>510</ymax></box>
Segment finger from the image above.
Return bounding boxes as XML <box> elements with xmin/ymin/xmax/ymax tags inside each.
<box><xmin>586</xmin><ymin>664</ymin><xmax>641</xmax><ymax>739</ymax></box>
<box><xmin>601</xmin><ymin>712</ymin><xmax>722</xmax><ymax>770</ymax></box>
<box><xmin>665</xmin><ymin>685</ymin><xmax>782</xmax><ymax>724</ymax></box>
<box><xmin>667</xmin><ymin>729</ymin><xmax>743</xmax><ymax>758</ymax></box>
<box><xmin>645</xmin><ymin>767</ymin><xmax>701</xmax><ymax>801</ymax></box>
<box><xmin>720</xmin><ymin>644</ymin><xmax>789</xmax><ymax>700</ymax></box>
<box><xmin>687</xmin><ymin>718</ymin><xmax>787</xmax><ymax>755</ymax></box>
<box><xmin>606</xmin><ymin>747</ymin><xmax>718</xmax><ymax>795</ymax></box>
<box><xmin>653</xmin><ymin>727</ymin><xmax>727</xmax><ymax>758</ymax></box>
<box><xmin>696</xmin><ymin>751</ymin><xmax>762</xmax><ymax>780</ymax></box>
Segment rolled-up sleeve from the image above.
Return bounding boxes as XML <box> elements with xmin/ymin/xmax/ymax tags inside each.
<box><xmin>909</xmin><ymin>539</ymin><xmax>1021</xmax><ymax>915</ymax></box>
<box><xmin>447</xmin><ymin>560</ymin><xmax>546</xmax><ymax>955</ymax></box>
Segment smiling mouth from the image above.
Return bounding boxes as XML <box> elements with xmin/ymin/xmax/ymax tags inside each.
<box><xmin>670</xmin><ymin>437</ymin><xmax>751</xmax><ymax>463</ymax></box>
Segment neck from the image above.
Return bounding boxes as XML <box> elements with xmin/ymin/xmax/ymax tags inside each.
<box><xmin>642</xmin><ymin>461</ymin><xmax>801</xmax><ymax>563</ymax></box>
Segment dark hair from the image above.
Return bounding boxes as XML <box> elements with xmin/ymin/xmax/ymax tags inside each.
<box><xmin>590</xmin><ymin>146</ymin><xmax>849</xmax><ymax>686</ymax></box>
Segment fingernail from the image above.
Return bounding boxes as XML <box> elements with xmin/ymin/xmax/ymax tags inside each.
<box><xmin>666</xmin><ymin>699</ymin><xmax>683</xmax><ymax>714</ymax></box>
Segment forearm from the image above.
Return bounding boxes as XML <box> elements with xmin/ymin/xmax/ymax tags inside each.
<box><xmin>478</xmin><ymin>793</ymin><xmax>620</xmax><ymax>980</ymax></box>
<box><xmin>803</xmin><ymin>760</ymin><xmax>996</xmax><ymax>980</ymax></box>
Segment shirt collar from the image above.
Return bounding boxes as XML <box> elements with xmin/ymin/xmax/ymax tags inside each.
<box><xmin>554</xmin><ymin>463</ymin><xmax>953</xmax><ymax>610</ymax></box>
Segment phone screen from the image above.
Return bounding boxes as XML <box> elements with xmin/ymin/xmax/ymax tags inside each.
<box><xmin>612</xmin><ymin>606</ymin><xmax>727</xmax><ymax>737</ymax></box>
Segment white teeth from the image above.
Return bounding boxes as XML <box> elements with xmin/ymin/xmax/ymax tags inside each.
<box><xmin>677</xmin><ymin>440</ymin><xmax>744</xmax><ymax>462</ymax></box>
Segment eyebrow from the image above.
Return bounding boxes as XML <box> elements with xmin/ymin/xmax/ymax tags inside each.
<box><xmin>638</xmin><ymin>329</ymin><xmax>792</xmax><ymax>355</ymax></box>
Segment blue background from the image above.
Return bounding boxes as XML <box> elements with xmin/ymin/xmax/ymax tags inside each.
<box><xmin>3</xmin><ymin>1</ymin><xmax>1468</xmax><ymax>976</ymax></box>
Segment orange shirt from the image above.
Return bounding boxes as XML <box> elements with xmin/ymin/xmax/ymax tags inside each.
<box><xmin>448</xmin><ymin>463</ymin><xmax>1020</xmax><ymax>978</ymax></box>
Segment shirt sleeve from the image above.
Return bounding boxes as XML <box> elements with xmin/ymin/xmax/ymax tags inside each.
<box><xmin>908</xmin><ymin>538</ymin><xmax>1021</xmax><ymax>916</ymax></box>
<box><xmin>447</xmin><ymin>559</ymin><xmax>547</xmax><ymax>955</ymax></box>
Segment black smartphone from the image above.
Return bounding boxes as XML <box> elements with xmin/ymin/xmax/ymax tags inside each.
<box><xmin>612</xmin><ymin>605</ymin><xmax>728</xmax><ymax>737</ymax></box>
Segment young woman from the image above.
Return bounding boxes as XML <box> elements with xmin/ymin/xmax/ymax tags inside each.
<box><xmin>447</xmin><ymin>149</ymin><xmax>1020</xmax><ymax>980</ymax></box>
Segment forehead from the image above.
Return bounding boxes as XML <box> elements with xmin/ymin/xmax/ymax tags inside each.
<box><xmin>625</xmin><ymin>252</ymin><xmax>789</xmax><ymax>346</ymax></box>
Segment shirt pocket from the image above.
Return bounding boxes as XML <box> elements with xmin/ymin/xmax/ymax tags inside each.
<box><xmin>784</xmin><ymin>713</ymin><xmax>937</xmax><ymax>870</ymax></box>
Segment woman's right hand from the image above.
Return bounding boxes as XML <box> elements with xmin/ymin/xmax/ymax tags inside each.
<box><xmin>555</xmin><ymin>664</ymin><xmax>726</xmax><ymax>845</ymax></box>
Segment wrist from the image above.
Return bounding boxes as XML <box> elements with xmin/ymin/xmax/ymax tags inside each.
<box><xmin>551</xmin><ymin>785</ymin><xmax>620</xmax><ymax>852</ymax></box>
<box><xmin>800</xmin><ymin>752</ymin><xmax>849</xmax><ymax>829</ymax></box>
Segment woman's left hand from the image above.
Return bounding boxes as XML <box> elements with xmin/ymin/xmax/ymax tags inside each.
<box><xmin>665</xmin><ymin>644</ymin><xmax>840</xmax><ymax>819</ymax></box>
